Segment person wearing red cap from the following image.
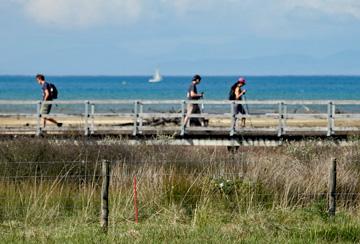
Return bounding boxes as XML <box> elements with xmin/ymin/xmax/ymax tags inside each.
<box><xmin>229</xmin><ymin>77</ymin><xmax>247</xmax><ymax>127</ymax></box>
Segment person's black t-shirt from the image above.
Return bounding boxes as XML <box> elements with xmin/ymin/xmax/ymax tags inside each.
<box><xmin>187</xmin><ymin>83</ymin><xmax>199</xmax><ymax>100</ymax></box>
<box><xmin>42</xmin><ymin>82</ymin><xmax>52</xmax><ymax>101</ymax></box>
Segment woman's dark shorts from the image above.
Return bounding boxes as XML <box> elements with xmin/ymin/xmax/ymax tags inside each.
<box><xmin>236</xmin><ymin>104</ymin><xmax>246</xmax><ymax>114</ymax></box>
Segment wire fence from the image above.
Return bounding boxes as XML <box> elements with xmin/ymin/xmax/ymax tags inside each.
<box><xmin>1</xmin><ymin>159</ymin><xmax>359</xmax><ymax>231</ymax></box>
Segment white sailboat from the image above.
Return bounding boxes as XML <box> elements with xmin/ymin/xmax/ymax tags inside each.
<box><xmin>148</xmin><ymin>69</ymin><xmax>162</xmax><ymax>83</ymax></box>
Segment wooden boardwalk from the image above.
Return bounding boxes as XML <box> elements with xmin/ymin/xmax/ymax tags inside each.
<box><xmin>1</xmin><ymin>100</ymin><xmax>360</xmax><ymax>143</ymax></box>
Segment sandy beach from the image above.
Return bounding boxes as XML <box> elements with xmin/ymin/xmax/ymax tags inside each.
<box><xmin>1</xmin><ymin>115</ymin><xmax>360</xmax><ymax>129</ymax></box>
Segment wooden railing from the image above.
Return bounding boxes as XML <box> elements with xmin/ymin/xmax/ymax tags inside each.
<box><xmin>0</xmin><ymin>100</ymin><xmax>360</xmax><ymax>136</ymax></box>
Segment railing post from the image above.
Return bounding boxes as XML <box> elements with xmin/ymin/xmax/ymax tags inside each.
<box><xmin>328</xmin><ymin>158</ymin><xmax>337</xmax><ymax>217</ymax></box>
<box><xmin>230</xmin><ymin>101</ymin><xmax>236</xmax><ymax>136</ymax></box>
<box><xmin>327</xmin><ymin>101</ymin><xmax>334</xmax><ymax>136</ymax></box>
<box><xmin>283</xmin><ymin>103</ymin><xmax>287</xmax><ymax>133</ymax></box>
<box><xmin>84</xmin><ymin>101</ymin><xmax>90</xmax><ymax>136</ymax></box>
<box><xmin>36</xmin><ymin>101</ymin><xmax>42</xmax><ymax>136</ymax></box>
<box><xmin>90</xmin><ymin>103</ymin><xmax>95</xmax><ymax>135</ymax></box>
<box><xmin>139</xmin><ymin>102</ymin><xmax>143</xmax><ymax>134</ymax></box>
<box><xmin>133</xmin><ymin>101</ymin><xmax>139</xmax><ymax>136</ymax></box>
<box><xmin>180</xmin><ymin>100</ymin><xmax>186</xmax><ymax>136</ymax></box>
<box><xmin>278</xmin><ymin>102</ymin><xmax>285</xmax><ymax>137</ymax></box>
<box><xmin>331</xmin><ymin>102</ymin><xmax>336</xmax><ymax>134</ymax></box>
<box><xmin>101</xmin><ymin>160</ymin><xmax>111</xmax><ymax>232</ymax></box>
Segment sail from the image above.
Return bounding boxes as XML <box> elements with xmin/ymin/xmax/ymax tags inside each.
<box><xmin>154</xmin><ymin>69</ymin><xmax>161</xmax><ymax>80</ymax></box>
<box><xmin>149</xmin><ymin>69</ymin><xmax>162</xmax><ymax>82</ymax></box>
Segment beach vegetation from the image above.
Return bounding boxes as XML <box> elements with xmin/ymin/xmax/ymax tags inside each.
<box><xmin>1</xmin><ymin>137</ymin><xmax>360</xmax><ymax>242</ymax></box>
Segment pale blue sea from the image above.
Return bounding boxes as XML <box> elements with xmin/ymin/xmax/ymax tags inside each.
<box><xmin>0</xmin><ymin>76</ymin><xmax>359</xmax><ymax>113</ymax></box>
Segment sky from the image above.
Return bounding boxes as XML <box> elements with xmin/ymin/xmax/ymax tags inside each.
<box><xmin>0</xmin><ymin>0</ymin><xmax>360</xmax><ymax>75</ymax></box>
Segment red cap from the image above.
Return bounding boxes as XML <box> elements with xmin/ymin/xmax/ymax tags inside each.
<box><xmin>238</xmin><ymin>77</ymin><xmax>246</xmax><ymax>84</ymax></box>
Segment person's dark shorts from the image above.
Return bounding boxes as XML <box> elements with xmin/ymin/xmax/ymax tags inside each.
<box><xmin>186</xmin><ymin>103</ymin><xmax>201</xmax><ymax>116</ymax></box>
<box><xmin>41</xmin><ymin>104</ymin><xmax>52</xmax><ymax>115</ymax></box>
<box><xmin>236</xmin><ymin>104</ymin><xmax>246</xmax><ymax>114</ymax></box>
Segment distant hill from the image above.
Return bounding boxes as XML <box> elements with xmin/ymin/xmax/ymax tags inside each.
<box><xmin>160</xmin><ymin>50</ymin><xmax>360</xmax><ymax>76</ymax></box>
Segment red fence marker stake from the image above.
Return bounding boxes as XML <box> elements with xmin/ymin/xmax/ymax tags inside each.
<box><xmin>133</xmin><ymin>175</ymin><xmax>139</xmax><ymax>223</ymax></box>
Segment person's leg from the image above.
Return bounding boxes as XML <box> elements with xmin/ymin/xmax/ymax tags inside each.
<box><xmin>41</xmin><ymin>104</ymin><xmax>50</xmax><ymax>128</ymax></box>
<box><xmin>41</xmin><ymin>104</ymin><xmax>62</xmax><ymax>127</ymax></box>
<box><xmin>43</xmin><ymin>117</ymin><xmax>62</xmax><ymax>127</ymax></box>
<box><xmin>235</xmin><ymin>104</ymin><xmax>240</xmax><ymax>127</ymax></box>
<box><xmin>237</xmin><ymin>104</ymin><xmax>246</xmax><ymax>127</ymax></box>
<box><xmin>193</xmin><ymin>104</ymin><xmax>205</xmax><ymax>126</ymax></box>
<box><xmin>184</xmin><ymin>104</ymin><xmax>194</xmax><ymax>127</ymax></box>
<box><xmin>241</xmin><ymin>118</ymin><xmax>246</xmax><ymax>127</ymax></box>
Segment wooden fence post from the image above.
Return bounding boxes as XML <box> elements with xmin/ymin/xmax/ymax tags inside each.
<box><xmin>328</xmin><ymin>158</ymin><xmax>337</xmax><ymax>217</ymax></box>
<box><xmin>36</xmin><ymin>101</ymin><xmax>42</xmax><ymax>136</ymax></box>
<box><xmin>84</xmin><ymin>101</ymin><xmax>90</xmax><ymax>136</ymax></box>
<box><xmin>139</xmin><ymin>102</ymin><xmax>143</xmax><ymax>133</ymax></box>
<box><xmin>230</xmin><ymin>101</ymin><xmax>236</xmax><ymax>136</ymax></box>
<box><xmin>277</xmin><ymin>102</ymin><xmax>283</xmax><ymax>137</ymax></box>
<box><xmin>180</xmin><ymin>100</ymin><xmax>186</xmax><ymax>136</ymax></box>
<box><xmin>278</xmin><ymin>102</ymin><xmax>287</xmax><ymax>137</ymax></box>
<box><xmin>101</xmin><ymin>160</ymin><xmax>111</xmax><ymax>232</ymax></box>
<box><xmin>327</xmin><ymin>101</ymin><xmax>334</xmax><ymax>136</ymax></box>
<box><xmin>90</xmin><ymin>103</ymin><xmax>95</xmax><ymax>135</ymax></box>
<box><xmin>133</xmin><ymin>101</ymin><xmax>139</xmax><ymax>136</ymax></box>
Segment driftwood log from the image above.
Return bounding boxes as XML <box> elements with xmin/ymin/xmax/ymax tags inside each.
<box><xmin>114</xmin><ymin>117</ymin><xmax>181</xmax><ymax>127</ymax></box>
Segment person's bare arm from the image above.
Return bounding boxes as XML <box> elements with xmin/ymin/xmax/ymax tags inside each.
<box><xmin>190</xmin><ymin>90</ymin><xmax>203</xmax><ymax>99</ymax></box>
<box><xmin>44</xmin><ymin>89</ymin><xmax>50</xmax><ymax>101</ymax></box>
<box><xmin>235</xmin><ymin>87</ymin><xmax>246</xmax><ymax>99</ymax></box>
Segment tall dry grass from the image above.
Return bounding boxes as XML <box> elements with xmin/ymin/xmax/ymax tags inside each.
<box><xmin>0</xmin><ymin>137</ymin><xmax>360</xmax><ymax>227</ymax></box>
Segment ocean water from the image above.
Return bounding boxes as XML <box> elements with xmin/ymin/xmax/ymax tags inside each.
<box><xmin>0</xmin><ymin>75</ymin><xmax>359</xmax><ymax>113</ymax></box>
<box><xmin>0</xmin><ymin>75</ymin><xmax>360</xmax><ymax>100</ymax></box>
